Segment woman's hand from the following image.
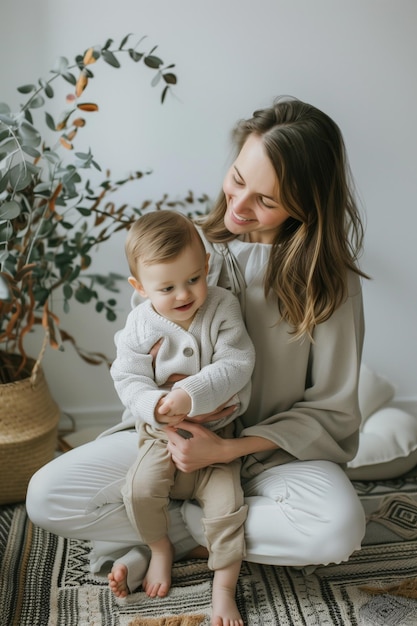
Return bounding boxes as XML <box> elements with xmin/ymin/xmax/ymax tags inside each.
<box><xmin>166</xmin><ymin>422</ymin><xmax>233</xmax><ymax>472</ymax></box>
<box><xmin>166</xmin><ymin>420</ymin><xmax>279</xmax><ymax>473</ymax></box>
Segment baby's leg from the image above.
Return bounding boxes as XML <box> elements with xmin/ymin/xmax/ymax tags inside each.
<box><xmin>212</xmin><ymin>559</ymin><xmax>243</xmax><ymax>626</ymax></box>
<box><xmin>143</xmin><ymin>535</ymin><xmax>175</xmax><ymax>598</ymax></box>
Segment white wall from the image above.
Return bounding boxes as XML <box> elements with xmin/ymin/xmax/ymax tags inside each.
<box><xmin>1</xmin><ymin>0</ymin><xmax>416</xmax><ymax>426</ymax></box>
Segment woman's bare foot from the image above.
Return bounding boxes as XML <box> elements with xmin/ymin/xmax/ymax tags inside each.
<box><xmin>108</xmin><ymin>563</ymin><xmax>129</xmax><ymax>598</ymax></box>
<box><xmin>142</xmin><ymin>536</ymin><xmax>174</xmax><ymax>598</ymax></box>
<box><xmin>211</xmin><ymin>561</ymin><xmax>243</xmax><ymax>626</ymax></box>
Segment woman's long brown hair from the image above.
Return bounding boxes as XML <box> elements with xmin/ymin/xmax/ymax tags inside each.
<box><xmin>199</xmin><ymin>97</ymin><xmax>368</xmax><ymax>339</ymax></box>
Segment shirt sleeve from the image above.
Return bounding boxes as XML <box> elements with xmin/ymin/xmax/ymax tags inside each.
<box><xmin>110</xmin><ymin>309</ymin><xmax>166</xmax><ymax>429</ymax></box>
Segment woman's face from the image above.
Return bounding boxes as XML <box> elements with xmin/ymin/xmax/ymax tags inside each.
<box><xmin>223</xmin><ymin>134</ymin><xmax>290</xmax><ymax>244</ymax></box>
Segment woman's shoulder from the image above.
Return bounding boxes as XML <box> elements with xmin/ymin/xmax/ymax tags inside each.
<box><xmin>346</xmin><ymin>268</ymin><xmax>364</xmax><ymax>299</ymax></box>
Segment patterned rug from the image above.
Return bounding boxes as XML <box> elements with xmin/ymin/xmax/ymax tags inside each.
<box><xmin>1</xmin><ymin>475</ymin><xmax>417</xmax><ymax>626</ymax></box>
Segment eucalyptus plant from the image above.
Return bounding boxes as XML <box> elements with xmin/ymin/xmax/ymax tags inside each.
<box><xmin>0</xmin><ymin>34</ymin><xmax>208</xmax><ymax>383</ymax></box>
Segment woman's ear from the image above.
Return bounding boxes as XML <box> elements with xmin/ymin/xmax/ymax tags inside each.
<box><xmin>128</xmin><ymin>276</ymin><xmax>147</xmax><ymax>298</ymax></box>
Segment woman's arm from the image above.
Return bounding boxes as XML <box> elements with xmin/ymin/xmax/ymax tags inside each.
<box><xmin>165</xmin><ymin>421</ymin><xmax>278</xmax><ymax>473</ymax></box>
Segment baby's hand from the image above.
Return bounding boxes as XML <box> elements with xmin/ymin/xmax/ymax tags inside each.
<box><xmin>158</xmin><ymin>388</ymin><xmax>192</xmax><ymax>417</ymax></box>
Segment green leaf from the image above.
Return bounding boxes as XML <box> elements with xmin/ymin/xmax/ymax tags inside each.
<box><xmin>102</xmin><ymin>49</ymin><xmax>120</xmax><ymax>68</ymax></box>
<box><xmin>17</xmin><ymin>84</ymin><xmax>36</xmax><ymax>94</ymax></box>
<box><xmin>28</xmin><ymin>95</ymin><xmax>45</xmax><ymax>109</ymax></box>
<box><xmin>151</xmin><ymin>72</ymin><xmax>161</xmax><ymax>87</ymax></box>
<box><xmin>106</xmin><ymin>309</ymin><xmax>117</xmax><ymax>322</ymax></box>
<box><xmin>102</xmin><ymin>38</ymin><xmax>113</xmax><ymax>51</ymax></box>
<box><xmin>33</xmin><ymin>286</ymin><xmax>50</xmax><ymax>306</ymax></box>
<box><xmin>0</xmin><ymin>200</ymin><xmax>21</xmax><ymax>220</ymax></box>
<box><xmin>8</xmin><ymin>163</ymin><xmax>33</xmax><ymax>191</ymax></box>
<box><xmin>55</xmin><ymin>252</ymin><xmax>74</xmax><ymax>266</ymax></box>
<box><xmin>26</xmin><ymin>161</ymin><xmax>41</xmax><ymax>175</ymax></box>
<box><xmin>0</xmin><ymin>173</ymin><xmax>8</xmax><ymax>194</ymax></box>
<box><xmin>74</xmin><ymin>151</ymin><xmax>91</xmax><ymax>160</ymax></box>
<box><xmin>96</xmin><ymin>301</ymin><xmax>104</xmax><ymax>312</ymax></box>
<box><xmin>51</xmin><ymin>56</ymin><xmax>69</xmax><ymax>74</ymax></box>
<box><xmin>19</xmin><ymin>121</ymin><xmax>41</xmax><ymax>147</ymax></box>
<box><xmin>0</xmin><ymin>221</ymin><xmax>13</xmax><ymax>242</ymax></box>
<box><xmin>24</xmin><ymin>109</ymin><xmax>33</xmax><ymax>124</ymax></box>
<box><xmin>161</xmin><ymin>85</ymin><xmax>169</xmax><ymax>104</ymax></box>
<box><xmin>62</xmin><ymin>72</ymin><xmax>76</xmax><ymax>85</ymax></box>
<box><xmin>75</xmin><ymin>284</ymin><xmax>93</xmax><ymax>303</ymax></box>
<box><xmin>68</xmin><ymin>266</ymin><xmax>81</xmax><ymax>281</ymax></box>
<box><xmin>144</xmin><ymin>55</ymin><xmax>163</xmax><ymax>69</ymax></box>
<box><xmin>43</xmin><ymin>150</ymin><xmax>61</xmax><ymax>165</ymax></box>
<box><xmin>128</xmin><ymin>49</ymin><xmax>143</xmax><ymax>62</ymax></box>
<box><xmin>45</xmin><ymin>112</ymin><xmax>56</xmax><ymax>131</ymax></box>
<box><xmin>21</xmin><ymin>144</ymin><xmax>41</xmax><ymax>158</ymax></box>
<box><xmin>63</xmin><ymin>168</ymin><xmax>82</xmax><ymax>185</ymax></box>
<box><xmin>0</xmin><ymin>112</ymin><xmax>15</xmax><ymax>126</ymax></box>
<box><xmin>76</xmin><ymin>206</ymin><xmax>92</xmax><ymax>216</ymax></box>
<box><xmin>33</xmin><ymin>182</ymin><xmax>51</xmax><ymax>194</ymax></box>
<box><xmin>119</xmin><ymin>33</ymin><xmax>132</xmax><ymax>49</ymax></box>
<box><xmin>19</xmin><ymin>119</ymin><xmax>40</xmax><ymax>138</ymax></box>
<box><xmin>0</xmin><ymin>103</ymin><xmax>11</xmax><ymax>115</ymax></box>
<box><xmin>163</xmin><ymin>72</ymin><xmax>177</xmax><ymax>85</ymax></box>
<box><xmin>63</xmin><ymin>284</ymin><xmax>73</xmax><ymax>299</ymax></box>
<box><xmin>0</xmin><ymin>137</ymin><xmax>16</xmax><ymax>153</ymax></box>
<box><xmin>45</xmin><ymin>83</ymin><xmax>54</xmax><ymax>98</ymax></box>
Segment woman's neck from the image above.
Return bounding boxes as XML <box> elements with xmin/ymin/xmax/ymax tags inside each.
<box><xmin>241</xmin><ymin>232</ymin><xmax>272</xmax><ymax>245</ymax></box>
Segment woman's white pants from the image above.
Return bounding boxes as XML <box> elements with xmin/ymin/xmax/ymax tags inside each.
<box><xmin>26</xmin><ymin>430</ymin><xmax>366</xmax><ymax>593</ymax></box>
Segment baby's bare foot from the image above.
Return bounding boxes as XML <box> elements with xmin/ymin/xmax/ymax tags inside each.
<box><xmin>143</xmin><ymin>541</ymin><xmax>174</xmax><ymax>598</ymax></box>
<box><xmin>212</xmin><ymin>586</ymin><xmax>243</xmax><ymax>626</ymax></box>
<box><xmin>108</xmin><ymin>563</ymin><xmax>129</xmax><ymax>598</ymax></box>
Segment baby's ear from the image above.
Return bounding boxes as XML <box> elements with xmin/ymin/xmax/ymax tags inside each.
<box><xmin>128</xmin><ymin>276</ymin><xmax>147</xmax><ymax>297</ymax></box>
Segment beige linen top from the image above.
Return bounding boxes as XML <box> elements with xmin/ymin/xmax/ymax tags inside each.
<box><xmin>204</xmin><ymin>237</ymin><xmax>364</xmax><ymax>479</ymax></box>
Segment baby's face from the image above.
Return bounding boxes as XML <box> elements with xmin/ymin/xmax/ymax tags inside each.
<box><xmin>135</xmin><ymin>244</ymin><xmax>209</xmax><ymax>330</ymax></box>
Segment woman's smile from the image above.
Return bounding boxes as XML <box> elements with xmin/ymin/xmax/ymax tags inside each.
<box><xmin>229</xmin><ymin>209</ymin><xmax>255</xmax><ymax>224</ymax></box>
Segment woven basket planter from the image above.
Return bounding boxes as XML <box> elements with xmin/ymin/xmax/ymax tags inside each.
<box><xmin>0</xmin><ymin>355</ymin><xmax>60</xmax><ymax>504</ymax></box>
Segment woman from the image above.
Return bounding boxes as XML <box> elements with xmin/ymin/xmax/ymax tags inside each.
<box><xmin>27</xmin><ymin>96</ymin><xmax>368</xmax><ymax>609</ymax></box>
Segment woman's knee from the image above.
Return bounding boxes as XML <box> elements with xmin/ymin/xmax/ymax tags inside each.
<box><xmin>26</xmin><ymin>459</ymin><xmax>59</xmax><ymax>530</ymax></box>
<box><xmin>242</xmin><ymin>461</ymin><xmax>366</xmax><ymax>566</ymax></box>
<box><xmin>305</xmin><ymin>497</ymin><xmax>365</xmax><ymax>565</ymax></box>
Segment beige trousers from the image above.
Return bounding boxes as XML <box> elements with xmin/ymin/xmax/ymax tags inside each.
<box><xmin>122</xmin><ymin>422</ymin><xmax>247</xmax><ymax>570</ymax></box>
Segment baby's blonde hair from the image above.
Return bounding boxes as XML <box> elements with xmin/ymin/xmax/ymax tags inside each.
<box><xmin>125</xmin><ymin>210</ymin><xmax>206</xmax><ymax>279</ymax></box>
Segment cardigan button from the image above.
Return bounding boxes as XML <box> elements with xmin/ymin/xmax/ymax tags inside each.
<box><xmin>183</xmin><ymin>347</ymin><xmax>194</xmax><ymax>357</ymax></box>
